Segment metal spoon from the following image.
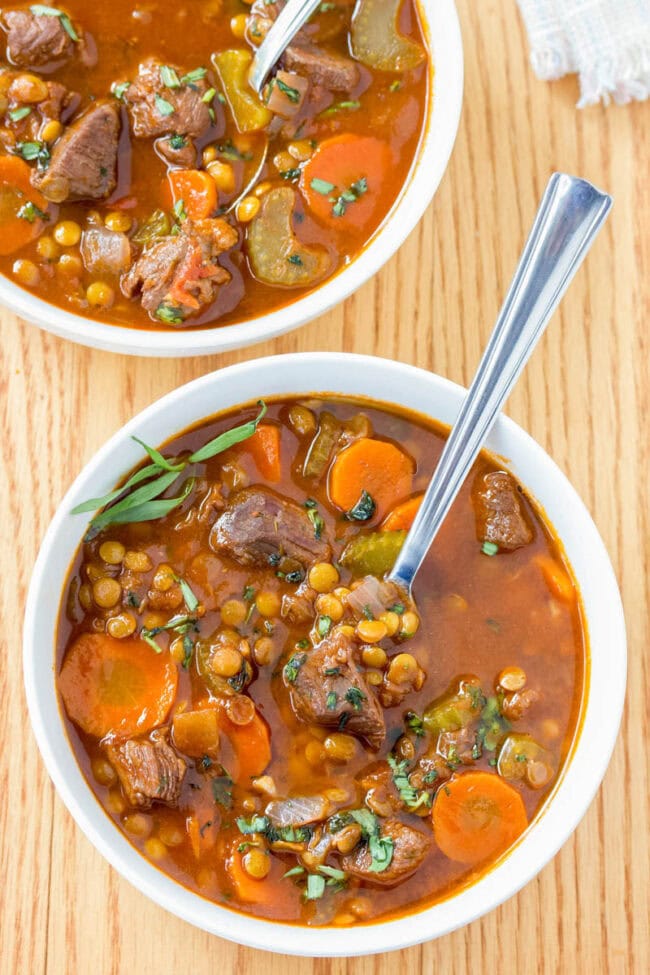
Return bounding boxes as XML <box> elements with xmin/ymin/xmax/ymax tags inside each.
<box><xmin>381</xmin><ymin>173</ymin><xmax>611</xmax><ymax>601</ymax></box>
<box><xmin>249</xmin><ymin>0</ymin><xmax>323</xmax><ymax>95</ymax></box>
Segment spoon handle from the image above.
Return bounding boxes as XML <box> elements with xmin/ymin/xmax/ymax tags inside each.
<box><xmin>388</xmin><ymin>173</ymin><xmax>612</xmax><ymax>593</ymax></box>
<box><xmin>249</xmin><ymin>0</ymin><xmax>323</xmax><ymax>94</ymax></box>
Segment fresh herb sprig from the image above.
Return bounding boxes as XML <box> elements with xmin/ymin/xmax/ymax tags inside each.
<box><xmin>72</xmin><ymin>401</ymin><xmax>268</xmax><ymax>539</ymax></box>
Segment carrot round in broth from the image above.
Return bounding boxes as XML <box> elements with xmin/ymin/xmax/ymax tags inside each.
<box><xmin>300</xmin><ymin>134</ymin><xmax>393</xmax><ymax>231</ymax></box>
<box><xmin>432</xmin><ymin>771</ymin><xmax>528</xmax><ymax>865</ymax></box>
<box><xmin>168</xmin><ymin>169</ymin><xmax>217</xmax><ymax>220</ymax></box>
<box><xmin>381</xmin><ymin>494</ymin><xmax>423</xmax><ymax>531</ymax></box>
<box><xmin>0</xmin><ymin>156</ymin><xmax>50</xmax><ymax>256</ymax></box>
<box><xmin>328</xmin><ymin>437</ymin><xmax>414</xmax><ymax>519</ymax></box>
<box><xmin>58</xmin><ymin>633</ymin><xmax>178</xmax><ymax>738</ymax></box>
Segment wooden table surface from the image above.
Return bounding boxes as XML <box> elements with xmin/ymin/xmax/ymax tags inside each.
<box><xmin>1</xmin><ymin>2</ymin><xmax>648</xmax><ymax>972</ymax></box>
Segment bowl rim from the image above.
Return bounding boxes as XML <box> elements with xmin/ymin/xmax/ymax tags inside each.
<box><xmin>23</xmin><ymin>353</ymin><xmax>627</xmax><ymax>956</ymax></box>
<box><xmin>0</xmin><ymin>0</ymin><xmax>464</xmax><ymax>358</ymax></box>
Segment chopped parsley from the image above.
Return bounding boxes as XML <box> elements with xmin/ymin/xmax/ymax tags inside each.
<box><xmin>181</xmin><ymin>634</ymin><xmax>194</xmax><ymax>670</ymax></box>
<box><xmin>275</xmin><ymin>77</ymin><xmax>301</xmax><ymax>104</ymax></box>
<box><xmin>15</xmin><ymin>141</ymin><xmax>50</xmax><ymax>169</ymax></box>
<box><xmin>159</xmin><ymin>65</ymin><xmax>181</xmax><ymax>89</ymax></box>
<box><xmin>236</xmin><ymin>814</ymin><xmax>269</xmax><ymax>835</ymax></box>
<box><xmin>304</xmin><ymin>873</ymin><xmax>326</xmax><ymax>900</ymax></box>
<box><xmin>346</xmin><ymin>490</ymin><xmax>376</xmax><ymax>522</ymax></box>
<box><xmin>154</xmin><ymin>94</ymin><xmax>175</xmax><ymax>117</ymax></box>
<box><xmin>288</xmin><ymin>253</ymin><xmax>303</xmax><ymax>266</ymax></box>
<box><xmin>155</xmin><ymin>302</ymin><xmax>184</xmax><ymax>325</ymax></box>
<box><xmin>317</xmin><ymin>615</ymin><xmax>332</xmax><ymax>638</ymax></box>
<box><xmin>331</xmin><ymin>177</ymin><xmax>368</xmax><ymax>218</ymax></box>
<box><xmin>283</xmin><ymin>865</ymin><xmax>305</xmax><ymax>879</ymax></box>
<box><xmin>173</xmin><ymin>198</ymin><xmax>187</xmax><ymax>223</ymax></box>
<box><xmin>348</xmin><ymin>809</ymin><xmax>394</xmax><ymax>873</ymax></box>
<box><xmin>345</xmin><ymin>686</ymin><xmax>365</xmax><ymax>711</ymax></box>
<box><xmin>280</xmin><ymin>168</ymin><xmax>301</xmax><ymax>181</ymax></box>
<box><xmin>17</xmin><ymin>201</ymin><xmax>49</xmax><ymax>224</ymax></box>
<box><xmin>181</xmin><ymin>67</ymin><xmax>208</xmax><ymax>86</ymax></box>
<box><xmin>405</xmin><ymin>711</ymin><xmax>425</xmax><ymax>737</ymax></box>
<box><xmin>361</xmin><ymin>604</ymin><xmax>374</xmax><ymax>620</ymax></box>
<box><xmin>389</xmin><ymin>602</ymin><xmax>406</xmax><ymax>615</ymax></box>
<box><xmin>126</xmin><ymin>591</ymin><xmax>141</xmax><ymax>609</ymax></box>
<box><xmin>326</xmin><ymin>691</ymin><xmax>338</xmax><ymax>710</ymax></box>
<box><xmin>227</xmin><ymin>661</ymin><xmax>248</xmax><ymax>693</ymax></box>
<box><xmin>243</xmin><ymin>585</ymin><xmax>255</xmax><ymax>601</ymax></box>
<box><xmin>481</xmin><ymin>540</ymin><xmax>499</xmax><ymax>556</ymax></box>
<box><xmin>387</xmin><ymin>755</ymin><xmax>433</xmax><ymax>810</ymax></box>
<box><xmin>310</xmin><ymin>177</ymin><xmax>336</xmax><ymax>195</ymax></box>
<box><xmin>296</xmin><ymin>638</ymin><xmax>310</xmax><ymax>650</ymax></box>
<box><xmin>390</xmin><ymin>80</ymin><xmax>402</xmax><ymax>92</ymax></box>
<box><xmin>283</xmin><ymin>652</ymin><xmax>307</xmax><ymax>683</ymax></box>
<box><xmin>169</xmin><ymin>133</ymin><xmax>187</xmax><ymax>150</ymax></box>
<box><xmin>323</xmin><ymin>666</ymin><xmax>340</xmax><ymax>676</ymax></box>
<box><xmin>306</xmin><ymin>504</ymin><xmax>324</xmax><ymax>539</ymax></box>
<box><xmin>176</xmin><ymin>576</ymin><xmax>199</xmax><ymax>612</ymax></box>
<box><xmin>320</xmin><ymin>99</ymin><xmax>361</xmax><ymax>116</ymax></box>
<box><xmin>113</xmin><ymin>81</ymin><xmax>131</xmax><ymax>101</ymax></box>
<box><xmin>9</xmin><ymin>106</ymin><xmax>32</xmax><ymax>122</ymax></box>
<box><xmin>211</xmin><ymin>769</ymin><xmax>233</xmax><ymax>808</ymax></box>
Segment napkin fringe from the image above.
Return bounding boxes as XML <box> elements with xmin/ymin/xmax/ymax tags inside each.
<box><xmin>577</xmin><ymin>42</ymin><xmax>650</xmax><ymax>106</ymax></box>
<box><xmin>518</xmin><ymin>0</ymin><xmax>650</xmax><ymax>107</ymax></box>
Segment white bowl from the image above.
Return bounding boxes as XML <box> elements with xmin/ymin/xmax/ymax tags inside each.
<box><xmin>24</xmin><ymin>353</ymin><xmax>626</xmax><ymax>955</ymax></box>
<box><xmin>1</xmin><ymin>2</ymin><xmax>463</xmax><ymax>357</ymax></box>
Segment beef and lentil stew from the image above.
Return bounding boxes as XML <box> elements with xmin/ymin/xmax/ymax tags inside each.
<box><xmin>57</xmin><ymin>397</ymin><xmax>586</xmax><ymax>925</ymax></box>
<box><xmin>0</xmin><ymin>2</ymin><xmax>429</xmax><ymax>330</ymax></box>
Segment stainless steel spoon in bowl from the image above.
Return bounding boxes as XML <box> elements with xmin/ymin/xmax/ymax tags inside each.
<box><xmin>249</xmin><ymin>0</ymin><xmax>323</xmax><ymax>95</ymax></box>
<box><xmin>354</xmin><ymin>173</ymin><xmax>612</xmax><ymax>609</ymax></box>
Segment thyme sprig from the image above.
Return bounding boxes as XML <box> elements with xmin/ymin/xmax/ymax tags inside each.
<box><xmin>72</xmin><ymin>401</ymin><xmax>267</xmax><ymax>539</ymax></box>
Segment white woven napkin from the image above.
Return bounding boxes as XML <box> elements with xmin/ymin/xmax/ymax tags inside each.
<box><xmin>517</xmin><ymin>0</ymin><xmax>650</xmax><ymax>106</ymax></box>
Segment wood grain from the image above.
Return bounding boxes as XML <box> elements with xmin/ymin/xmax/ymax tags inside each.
<box><xmin>1</xmin><ymin>2</ymin><xmax>648</xmax><ymax>971</ymax></box>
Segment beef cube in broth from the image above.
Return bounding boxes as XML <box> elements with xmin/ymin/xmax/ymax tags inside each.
<box><xmin>210</xmin><ymin>486</ymin><xmax>331</xmax><ymax>570</ymax></box>
<box><xmin>473</xmin><ymin>471</ymin><xmax>534</xmax><ymax>551</ymax></box>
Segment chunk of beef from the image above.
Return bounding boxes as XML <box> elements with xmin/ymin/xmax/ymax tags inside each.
<box><xmin>2</xmin><ymin>7</ymin><xmax>74</xmax><ymax>67</ymax></box>
<box><xmin>473</xmin><ymin>471</ymin><xmax>533</xmax><ymax>551</ymax></box>
<box><xmin>106</xmin><ymin>732</ymin><xmax>186</xmax><ymax>809</ymax></box>
<box><xmin>341</xmin><ymin>818</ymin><xmax>431</xmax><ymax>887</ymax></box>
<box><xmin>31</xmin><ymin>99</ymin><xmax>119</xmax><ymax>203</ymax></box>
<box><xmin>359</xmin><ymin>761</ymin><xmax>404</xmax><ymax>816</ymax></box>
<box><xmin>437</xmin><ymin>726</ymin><xmax>477</xmax><ymax>766</ymax></box>
<box><xmin>210</xmin><ymin>487</ymin><xmax>331</xmax><ymax>570</ymax></box>
<box><xmin>121</xmin><ymin>218</ymin><xmax>237</xmax><ymax>323</ymax></box>
<box><xmin>408</xmin><ymin>753</ymin><xmax>451</xmax><ymax>791</ymax></box>
<box><xmin>501</xmin><ymin>687</ymin><xmax>540</xmax><ymax>722</ymax></box>
<box><xmin>156</xmin><ymin>134</ymin><xmax>197</xmax><ymax>168</ymax></box>
<box><xmin>281</xmin><ymin>583</ymin><xmax>316</xmax><ymax>625</ymax></box>
<box><xmin>125</xmin><ymin>58</ymin><xmax>212</xmax><ymax>141</ymax></box>
<box><xmin>282</xmin><ymin>43</ymin><xmax>360</xmax><ymax>91</ymax></box>
<box><xmin>285</xmin><ymin>629</ymin><xmax>385</xmax><ymax>750</ymax></box>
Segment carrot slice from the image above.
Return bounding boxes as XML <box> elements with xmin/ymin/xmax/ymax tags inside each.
<box><xmin>216</xmin><ymin>707</ymin><xmax>272</xmax><ymax>780</ymax></box>
<box><xmin>381</xmin><ymin>494</ymin><xmax>423</xmax><ymax>531</ymax></box>
<box><xmin>187</xmin><ymin>813</ymin><xmax>218</xmax><ymax>859</ymax></box>
<box><xmin>0</xmin><ymin>156</ymin><xmax>50</xmax><ymax>256</ymax></box>
<box><xmin>58</xmin><ymin>633</ymin><xmax>178</xmax><ymax>739</ymax></box>
<box><xmin>241</xmin><ymin>424</ymin><xmax>281</xmax><ymax>482</ymax></box>
<box><xmin>224</xmin><ymin>838</ymin><xmax>279</xmax><ymax>904</ymax></box>
<box><xmin>300</xmin><ymin>134</ymin><xmax>393</xmax><ymax>231</ymax></box>
<box><xmin>168</xmin><ymin>169</ymin><xmax>217</xmax><ymax>221</ymax></box>
<box><xmin>328</xmin><ymin>437</ymin><xmax>414</xmax><ymax>520</ymax></box>
<box><xmin>432</xmin><ymin>771</ymin><xmax>528</xmax><ymax>865</ymax></box>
